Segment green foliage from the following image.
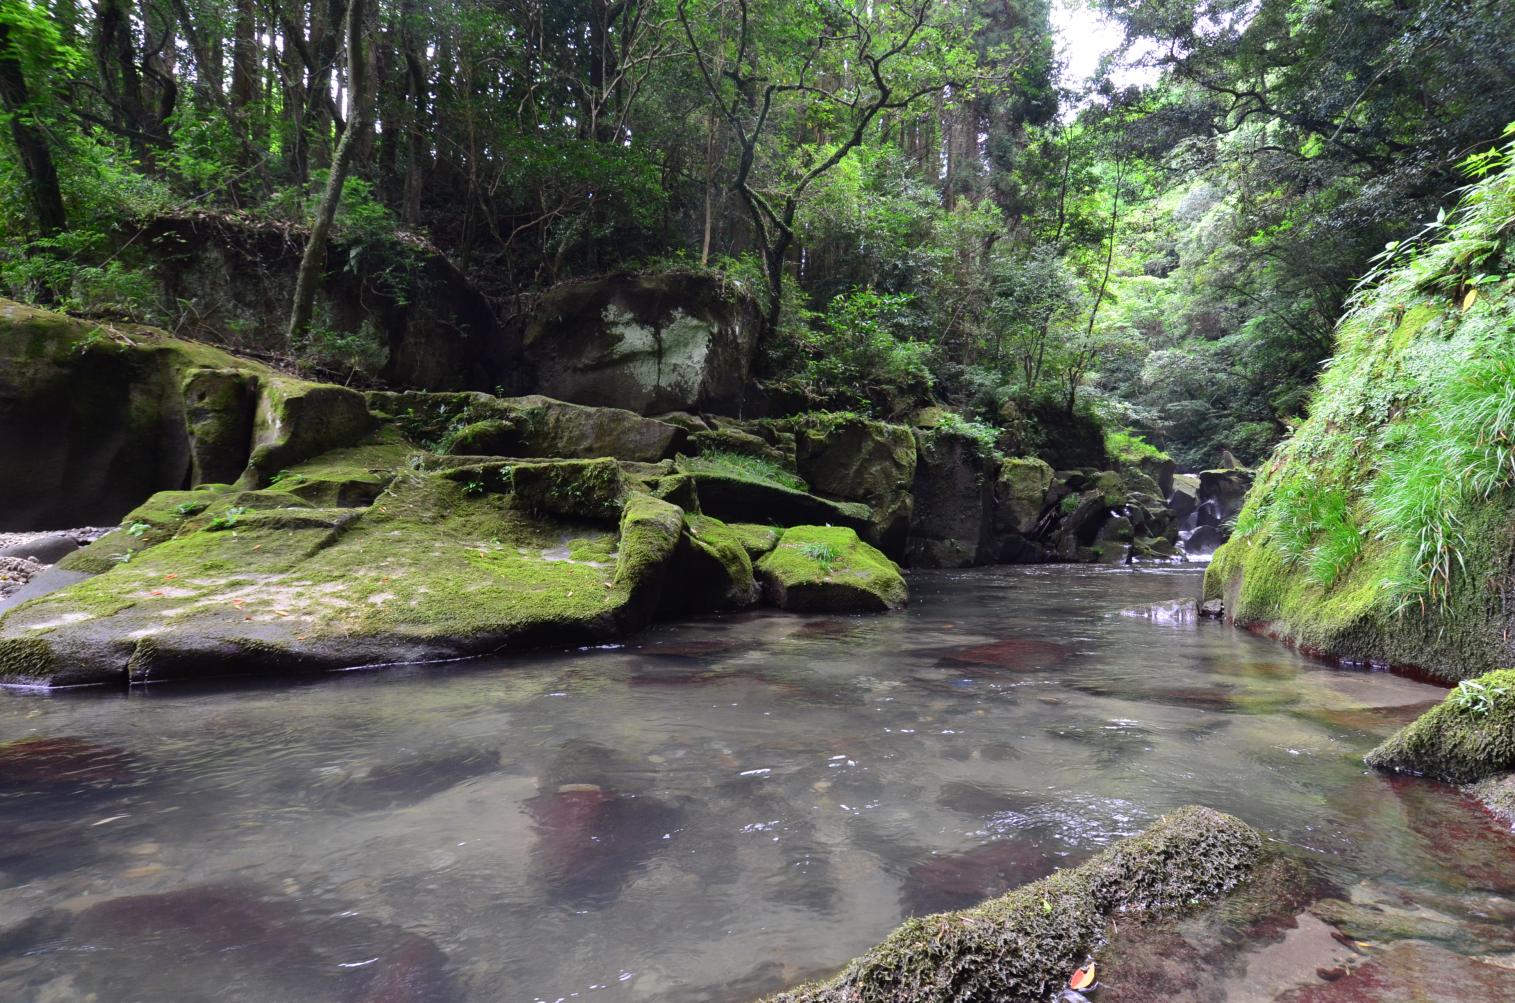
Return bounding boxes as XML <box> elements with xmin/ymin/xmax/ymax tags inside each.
<box><xmin>1450</xmin><ymin>677</ymin><xmax>1511</xmax><ymax>717</ymax></box>
<box><xmin>1105</xmin><ymin>431</ymin><xmax>1166</xmax><ymax>465</ymax></box>
<box><xmin>1224</xmin><ymin>137</ymin><xmax>1515</xmax><ymax>626</ymax></box>
<box><xmin>774</xmin><ymin>287</ymin><xmax>933</xmax><ymax>416</ymax></box>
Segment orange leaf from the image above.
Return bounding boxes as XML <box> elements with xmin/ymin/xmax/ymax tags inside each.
<box><xmin>1069</xmin><ymin>963</ymin><xmax>1097</xmax><ymax>991</ymax></box>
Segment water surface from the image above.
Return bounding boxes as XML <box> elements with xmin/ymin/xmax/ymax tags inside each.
<box><xmin>2</xmin><ymin>565</ymin><xmax>1510</xmax><ymax>1002</ymax></box>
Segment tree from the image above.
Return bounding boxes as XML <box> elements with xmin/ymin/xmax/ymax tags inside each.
<box><xmin>288</xmin><ymin>0</ymin><xmax>372</xmax><ymax>342</ymax></box>
<box><xmin>0</xmin><ymin>10</ymin><xmax>67</xmax><ymax>240</ymax></box>
<box><xmin>677</xmin><ymin>0</ymin><xmax>1001</xmax><ymax>332</ymax></box>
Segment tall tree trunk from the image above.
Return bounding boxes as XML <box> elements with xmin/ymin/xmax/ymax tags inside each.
<box><xmin>231</xmin><ymin>0</ymin><xmax>257</xmax><ymax>108</ymax></box>
<box><xmin>288</xmin><ymin>0</ymin><xmax>371</xmax><ymax>343</ymax></box>
<box><xmin>0</xmin><ymin>22</ymin><xmax>67</xmax><ymax>238</ymax></box>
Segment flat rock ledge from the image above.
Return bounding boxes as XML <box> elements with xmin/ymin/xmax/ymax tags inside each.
<box><xmin>760</xmin><ymin>805</ymin><xmax>1262</xmax><ymax>1003</ymax></box>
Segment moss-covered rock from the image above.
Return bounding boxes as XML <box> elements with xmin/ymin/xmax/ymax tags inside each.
<box><xmin>675</xmin><ymin>461</ymin><xmax>874</xmax><ymax>538</ymax></box>
<box><xmin>787</xmin><ymin>413</ymin><xmax>917</xmax><ymax>558</ymax></box>
<box><xmin>755</xmin><ymin>526</ymin><xmax>906</xmax><ymax>613</ymax></box>
<box><xmin>727</xmin><ymin>523</ymin><xmax>781</xmax><ymax>559</ymax></box>
<box><xmin>244</xmin><ymin>377</ymin><xmax>378</xmax><ymax>483</ymax></box>
<box><xmin>1365</xmin><ymin>669</ymin><xmax>1515</xmax><ymax>783</ymax></box>
<box><xmin>762</xmin><ymin>806</ymin><xmax>1262</xmax><ymax>1003</ymax></box>
<box><xmin>661</xmin><ymin>515</ymin><xmax>759</xmax><ymax>614</ymax></box>
<box><xmin>993</xmin><ymin>455</ymin><xmax>1053</xmax><ymax>537</ymax></box>
<box><xmin>906</xmin><ymin>426</ymin><xmax>996</xmax><ymax>568</ymax></box>
<box><xmin>0</xmin><ymin>299</ymin><xmax>259</xmax><ymax>529</ymax></box>
<box><xmin>369</xmin><ymin>390</ymin><xmax>684</xmax><ymax>462</ymax></box>
<box><xmin>1203</xmin><ymin>153</ymin><xmax>1515</xmax><ymax>681</ymax></box>
<box><xmin>0</xmin><ymin>461</ymin><xmax>686</xmax><ymax>686</ymax></box>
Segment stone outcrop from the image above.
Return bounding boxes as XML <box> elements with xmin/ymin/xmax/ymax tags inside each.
<box><xmin>1366</xmin><ymin>669</ymin><xmax>1515</xmax><ymax>784</ymax></box>
<box><xmin>517</xmin><ymin>270</ymin><xmax>762</xmax><ymax>415</ymax></box>
<box><xmin>786</xmin><ymin>414</ymin><xmax>917</xmax><ymax>558</ymax></box>
<box><xmin>0</xmin><ymin>302</ymin><xmax>913</xmax><ymax>688</ymax></box>
<box><xmin>905</xmin><ymin>424</ymin><xmax>997</xmax><ymax>568</ymax></box>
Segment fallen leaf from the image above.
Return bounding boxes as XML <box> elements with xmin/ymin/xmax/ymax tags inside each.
<box><xmin>1463</xmin><ymin>287</ymin><xmax>1479</xmax><ymax>311</ymax></box>
<box><xmin>1069</xmin><ymin>962</ymin><xmax>1097</xmax><ymax>991</ymax></box>
<box><xmin>252</xmin><ymin>544</ymin><xmax>262</xmax><ymax>550</ymax></box>
<box><xmin>163</xmin><ymin>574</ymin><xmax>177</xmax><ymax>580</ymax></box>
<box><xmin>150</xmin><ymin>590</ymin><xmax>164</xmax><ymax>597</ymax></box>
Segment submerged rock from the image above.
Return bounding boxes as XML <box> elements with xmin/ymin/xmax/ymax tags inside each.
<box><xmin>0</xmin><ymin>736</ymin><xmax>136</xmax><ymax>789</ymax></box>
<box><xmin>761</xmin><ymin>806</ymin><xmax>1263</xmax><ymax>1003</ymax></box>
<box><xmin>1273</xmin><ymin>941</ymin><xmax>1515</xmax><ymax>1002</ymax></box>
<box><xmin>755</xmin><ymin>526</ymin><xmax>907</xmax><ymax>613</ymax></box>
<box><xmin>1365</xmin><ymin>669</ymin><xmax>1515</xmax><ymax>783</ymax></box>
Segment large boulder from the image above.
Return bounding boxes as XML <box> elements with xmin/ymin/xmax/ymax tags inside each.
<box><xmin>1196</xmin><ymin>467</ymin><xmax>1253</xmax><ymax>527</ymax></box>
<box><xmin>518</xmin><ymin>270</ymin><xmax>762</xmax><ymax>415</ymax></box>
<box><xmin>787</xmin><ymin>414</ymin><xmax>917</xmax><ymax>558</ymax></box>
<box><xmin>905</xmin><ymin>426</ymin><xmax>997</xmax><ymax>568</ymax></box>
<box><xmin>673</xmin><ymin>455</ymin><xmax>874</xmax><ymax>538</ymax></box>
<box><xmin>755</xmin><ymin>526</ymin><xmax>907</xmax><ymax>612</ymax></box>
<box><xmin>763</xmin><ymin>806</ymin><xmax>1262</xmax><ymax>1003</ymax></box>
<box><xmin>0</xmin><ymin>460</ymin><xmax>686</xmax><ymax>686</ymax></box>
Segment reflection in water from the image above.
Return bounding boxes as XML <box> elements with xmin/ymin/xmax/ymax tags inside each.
<box><xmin>0</xmin><ymin>564</ymin><xmax>1511</xmax><ymax>1002</ymax></box>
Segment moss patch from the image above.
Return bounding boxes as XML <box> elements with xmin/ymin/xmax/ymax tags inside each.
<box><xmin>764</xmin><ymin>806</ymin><xmax>1262</xmax><ymax>1003</ymax></box>
<box><xmin>0</xmin><ymin>464</ymin><xmax>681</xmax><ymax>685</ymax></box>
<box><xmin>755</xmin><ymin>526</ymin><xmax>906</xmax><ymax>613</ymax></box>
<box><xmin>1365</xmin><ymin>669</ymin><xmax>1515</xmax><ymax>783</ymax></box>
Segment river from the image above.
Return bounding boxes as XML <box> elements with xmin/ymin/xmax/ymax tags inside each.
<box><xmin>2</xmin><ymin>565</ymin><xmax>1511</xmax><ymax>1002</ymax></box>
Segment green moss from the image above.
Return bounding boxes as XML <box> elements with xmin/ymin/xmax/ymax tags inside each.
<box><xmin>663</xmin><ymin>515</ymin><xmax>759</xmax><ymax>613</ymax></box>
<box><xmin>755</xmin><ymin>525</ymin><xmax>906</xmax><ymax>612</ymax></box>
<box><xmin>1206</xmin><ymin>151</ymin><xmax>1515</xmax><ymax>681</ymax></box>
<box><xmin>0</xmin><ymin>636</ymin><xmax>58</xmax><ymax>682</ymax></box>
<box><xmin>727</xmin><ymin>522</ymin><xmax>781</xmax><ymax>559</ymax></box>
<box><xmin>765</xmin><ymin>806</ymin><xmax>1262</xmax><ymax>1003</ymax></box>
<box><xmin>1365</xmin><ymin>669</ymin><xmax>1515</xmax><ymax>783</ymax></box>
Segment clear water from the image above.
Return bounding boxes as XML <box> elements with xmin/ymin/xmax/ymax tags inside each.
<box><xmin>1</xmin><ymin>565</ymin><xmax>1511</xmax><ymax>1003</ymax></box>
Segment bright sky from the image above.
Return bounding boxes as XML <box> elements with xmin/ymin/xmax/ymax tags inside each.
<box><xmin>1050</xmin><ymin>0</ymin><xmax>1161</xmax><ymax>94</ymax></box>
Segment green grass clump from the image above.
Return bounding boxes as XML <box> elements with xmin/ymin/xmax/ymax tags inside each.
<box><xmin>679</xmin><ymin>449</ymin><xmax>807</xmax><ymax>491</ymax></box>
<box><xmin>1208</xmin><ymin>136</ymin><xmax>1515</xmax><ymax>678</ymax></box>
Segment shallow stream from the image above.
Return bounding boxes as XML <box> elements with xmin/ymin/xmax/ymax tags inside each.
<box><xmin>2</xmin><ymin>565</ymin><xmax>1513</xmax><ymax>1002</ymax></box>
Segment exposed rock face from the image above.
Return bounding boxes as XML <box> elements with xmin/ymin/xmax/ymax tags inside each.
<box><xmin>762</xmin><ymin>806</ymin><xmax>1263</xmax><ymax>1003</ymax></box>
<box><xmin>519</xmin><ymin>270</ymin><xmax>762</xmax><ymax>415</ymax></box>
<box><xmin>1196</xmin><ymin>468</ymin><xmax>1253</xmax><ymax>526</ymax></box>
<box><xmin>994</xmin><ymin>456</ymin><xmax>1053</xmax><ymax>537</ymax></box>
<box><xmin>130</xmin><ymin>213</ymin><xmax>501</xmax><ymax>391</ymax></box>
<box><xmin>756</xmin><ymin>526</ymin><xmax>907</xmax><ymax>612</ymax></box>
<box><xmin>906</xmin><ymin>426</ymin><xmax>996</xmax><ymax>568</ymax></box>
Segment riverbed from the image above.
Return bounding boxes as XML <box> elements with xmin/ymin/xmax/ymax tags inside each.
<box><xmin>2</xmin><ymin>565</ymin><xmax>1511</xmax><ymax>1002</ymax></box>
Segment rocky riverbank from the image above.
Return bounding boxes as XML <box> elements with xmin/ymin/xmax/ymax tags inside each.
<box><xmin>0</xmin><ymin>298</ymin><xmax>1236</xmax><ymax>687</ymax></box>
